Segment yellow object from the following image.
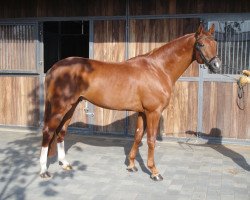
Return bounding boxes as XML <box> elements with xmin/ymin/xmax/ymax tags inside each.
<box><xmin>238</xmin><ymin>70</ymin><xmax>250</xmax><ymax>87</ymax></box>
<box><xmin>242</xmin><ymin>70</ymin><xmax>250</xmax><ymax>76</ymax></box>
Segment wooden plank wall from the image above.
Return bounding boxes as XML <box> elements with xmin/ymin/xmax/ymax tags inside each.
<box><xmin>0</xmin><ymin>76</ymin><xmax>40</xmax><ymax>127</ymax></box>
<box><xmin>0</xmin><ymin>0</ymin><xmax>249</xmax><ymax>19</ymax></box>
<box><xmin>162</xmin><ymin>82</ymin><xmax>198</xmax><ymax>137</ymax></box>
<box><xmin>36</xmin><ymin>0</ymin><xmax>126</xmax><ymax>17</ymax></box>
<box><xmin>129</xmin><ymin>0</ymin><xmax>250</xmax><ymax>15</ymax></box>
<box><xmin>0</xmin><ymin>0</ymin><xmax>126</xmax><ymax>18</ymax></box>
<box><xmin>0</xmin><ymin>0</ymin><xmax>249</xmax><ymax>140</ymax></box>
<box><xmin>127</xmin><ymin>82</ymin><xmax>199</xmax><ymax>136</ymax></box>
<box><xmin>128</xmin><ymin>18</ymin><xmax>200</xmax><ymax>77</ymax></box>
<box><xmin>203</xmin><ymin>82</ymin><xmax>250</xmax><ymax>139</ymax></box>
<box><xmin>93</xmin><ymin>20</ymin><xmax>126</xmax><ymax>133</ymax></box>
<box><xmin>69</xmin><ymin>100</ymin><xmax>89</xmax><ymax>128</ymax></box>
<box><xmin>127</xmin><ymin>18</ymin><xmax>199</xmax><ymax>135</ymax></box>
<box><xmin>0</xmin><ymin>24</ymin><xmax>36</xmax><ymax>71</ymax></box>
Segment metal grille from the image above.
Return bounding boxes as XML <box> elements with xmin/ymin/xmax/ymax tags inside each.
<box><xmin>0</xmin><ymin>24</ymin><xmax>36</xmax><ymax>71</ymax></box>
<box><xmin>209</xmin><ymin>20</ymin><xmax>250</xmax><ymax>74</ymax></box>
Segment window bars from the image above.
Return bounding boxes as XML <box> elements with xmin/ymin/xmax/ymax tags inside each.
<box><xmin>0</xmin><ymin>24</ymin><xmax>36</xmax><ymax>71</ymax></box>
<box><xmin>209</xmin><ymin>20</ymin><xmax>250</xmax><ymax>75</ymax></box>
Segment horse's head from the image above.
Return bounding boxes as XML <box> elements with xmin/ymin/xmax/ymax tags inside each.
<box><xmin>194</xmin><ymin>24</ymin><xmax>222</xmax><ymax>73</ymax></box>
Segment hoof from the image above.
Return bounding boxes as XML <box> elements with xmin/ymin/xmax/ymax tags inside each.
<box><xmin>127</xmin><ymin>166</ymin><xmax>138</xmax><ymax>172</ymax></box>
<box><xmin>150</xmin><ymin>174</ymin><xmax>163</xmax><ymax>181</ymax></box>
<box><xmin>62</xmin><ymin>165</ymin><xmax>73</xmax><ymax>171</ymax></box>
<box><xmin>59</xmin><ymin>161</ymin><xmax>73</xmax><ymax>171</ymax></box>
<box><xmin>40</xmin><ymin>171</ymin><xmax>52</xmax><ymax>179</ymax></box>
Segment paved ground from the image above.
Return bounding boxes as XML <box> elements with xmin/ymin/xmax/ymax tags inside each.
<box><xmin>0</xmin><ymin>130</ymin><xmax>250</xmax><ymax>200</ymax></box>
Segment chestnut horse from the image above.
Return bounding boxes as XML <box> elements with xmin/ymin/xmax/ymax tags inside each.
<box><xmin>39</xmin><ymin>24</ymin><xmax>221</xmax><ymax>181</ymax></box>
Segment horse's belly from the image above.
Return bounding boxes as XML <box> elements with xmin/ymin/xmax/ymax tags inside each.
<box><xmin>83</xmin><ymin>88</ymin><xmax>143</xmax><ymax>112</ymax></box>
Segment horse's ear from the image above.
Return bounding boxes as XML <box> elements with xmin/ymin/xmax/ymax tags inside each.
<box><xmin>196</xmin><ymin>23</ymin><xmax>204</xmax><ymax>37</ymax></box>
<box><xmin>209</xmin><ymin>24</ymin><xmax>215</xmax><ymax>35</ymax></box>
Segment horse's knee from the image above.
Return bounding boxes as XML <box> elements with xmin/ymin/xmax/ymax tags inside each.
<box><xmin>147</xmin><ymin>136</ymin><xmax>156</xmax><ymax>149</ymax></box>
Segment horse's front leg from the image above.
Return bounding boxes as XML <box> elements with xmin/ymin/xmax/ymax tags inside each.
<box><xmin>145</xmin><ymin>110</ymin><xmax>163</xmax><ymax>181</ymax></box>
<box><xmin>127</xmin><ymin>112</ymin><xmax>146</xmax><ymax>172</ymax></box>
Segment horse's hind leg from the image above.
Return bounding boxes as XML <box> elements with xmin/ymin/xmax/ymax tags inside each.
<box><xmin>40</xmin><ymin>101</ymin><xmax>68</xmax><ymax>178</ymax></box>
<box><xmin>127</xmin><ymin>112</ymin><xmax>146</xmax><ymax>172</ymax></box>
<box><xmin>57</xmin><ymin>98</ymin><xmax>82</xmax><ymax>170</ymax></box>
<box><xmin>40</xmin><ymin>115</ymin><xmax>64</xmax><ymax>178</ymax></box>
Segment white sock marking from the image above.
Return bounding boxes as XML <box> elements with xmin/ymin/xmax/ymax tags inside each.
<box><xmin>40</xmin><ymin>147</ymin><xmax>48</xmax><ymax>174</ymax></box>
<box><xmin>57</xmin><ymin>141</ymin><xmax>69</xmax><ymax>166</ymax></box>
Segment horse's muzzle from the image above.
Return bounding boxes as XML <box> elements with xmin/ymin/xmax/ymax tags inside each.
<box><xmin>207</xmin><ymin>56</ymin><xmax>222</xmax><ymax>73</ymax></box>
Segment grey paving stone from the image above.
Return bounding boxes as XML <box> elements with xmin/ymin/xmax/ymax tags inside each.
<box><xmin>220</xmin><ymin>186</ymin><xmax>235</xmax><ymax>195</ymax></box>
<box><xmin>234</xmin><ymin>192</ymin><xmax>249</xmax><ymax>200</ymax></box>
<box><xmin>220</xmin><ymin>194</ymin><xmax>234</xmax><ymax>200</ymax></box>
<box><xmin>191</xmin><ymin>191</ymin><xmax>206</xmax><ymax>200</ymax></box>
<box><xmin>168</xmin><ymin>184</ymin><xmax>182</xmax><ymax>191</ymax></box>
<box><xmin>206</xmin><ymin>191</ymin><xmax>220</xmax><ymax>200</ymax></box>
<box><xmin>92</xmin><ymin>195</ymin><xmax>109</xmax><ymax>200</ymax></box>
<box><xmin>0</xmin><ymin>131</ymin><xmax>250</xmax><ymax>200</ymax></box>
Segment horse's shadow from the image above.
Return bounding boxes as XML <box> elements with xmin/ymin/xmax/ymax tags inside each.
<box><xmin>55</xmin><ymin>122</ymin><xmax>250</xmax><ymax>175</ymax></box>
<box><xmin>52</xmin><ymin>112</ymin><xmax>152</xmax><ymax>176</ymax></box>
<box><xmin>182</xmin><ymin>128</ymin><xmax>250</xmax><ymax>172</ymax></box>
<box><xmin>65</xmin><ymin>134</ymin><xmax>151</xmax><ymax>175</ymax></box>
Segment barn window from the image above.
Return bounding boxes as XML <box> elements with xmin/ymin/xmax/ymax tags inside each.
<box><xmin>0</xmin><ymin>23</ymin><xmax>37</xmax><ymax>72</ymax></box>
<box><xmin>208</xmin><ymin>20</ymin><xmax>250</xmax><ymax>74</ymax></box>
<box><xmin>43</xmin><ymin>21</ymin><xmax>89</xmax><ymax>73</ymax></box>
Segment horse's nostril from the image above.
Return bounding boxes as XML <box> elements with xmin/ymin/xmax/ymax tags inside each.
<box><xmin>213</xmin><ymin>62</ymin><xmax>220</xmax><ymax>69</ymax></box>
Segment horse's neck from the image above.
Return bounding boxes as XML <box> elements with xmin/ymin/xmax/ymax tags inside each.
<box><xmin>150</xmin><ymin>34</ymin><xmax>196</xmax><ymax>83</ymax></box>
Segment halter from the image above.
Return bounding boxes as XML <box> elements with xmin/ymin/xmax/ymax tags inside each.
<box><xmin>195</xmin><ymin>36</ymin><xmax>219</xmax><ymax>69</ymax></box>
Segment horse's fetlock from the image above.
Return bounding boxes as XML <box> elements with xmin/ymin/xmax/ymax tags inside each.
<box><xmin>147</xmin><ymin>161</ymin><xmax>154</xmax><ymax>169</ymax></box>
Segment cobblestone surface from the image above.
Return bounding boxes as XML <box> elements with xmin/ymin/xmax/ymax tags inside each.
<box><xmin>0</xmin><ymin>131</ymin><xmax>250</xmax><ymax>200</ymax></box>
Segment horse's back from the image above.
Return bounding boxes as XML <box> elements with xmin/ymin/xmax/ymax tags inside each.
<box><xmin>45</xmin><ymin>57</ymin><xmax>140</xmax><ymax>110</ymax></box>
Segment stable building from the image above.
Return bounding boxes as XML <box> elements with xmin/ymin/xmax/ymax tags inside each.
<box><xmin>0</xmin><ymin>0</ymin><xmax>249</xmax><ymax>142</ymax></box>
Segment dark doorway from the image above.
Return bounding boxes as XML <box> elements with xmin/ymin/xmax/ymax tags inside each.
<box><xmin>43</xmin><ymin>21</ymin><xmax>89</xmax><ymax>73</ymax></box>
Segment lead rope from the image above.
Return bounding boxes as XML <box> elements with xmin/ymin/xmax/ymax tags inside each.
<box><xmin>237</xmin><ymin>82</ymin><xmax>245</xmax><ymax>110</ymax></box>
<box><xmin>193</xmin><ymin>71</ymin><xmax>247</xmax><ymax>144</ymax></box>
<box><xmin>217</xmin><ymin>67</ymin><xmax>249</xmax><ymax>110</ymax></box>
<box><xmin>236</xmin><ymin>70</ymin><xmax>250</xmax><ymax>110</ymax></box>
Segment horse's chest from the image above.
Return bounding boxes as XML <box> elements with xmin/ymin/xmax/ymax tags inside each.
<box><xmin>141</xmin><ymin>80</ymin><xmax>172</xmax><ymax>111</ymax></box>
